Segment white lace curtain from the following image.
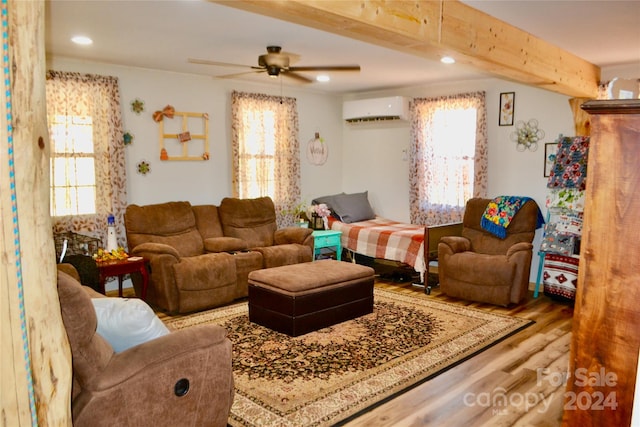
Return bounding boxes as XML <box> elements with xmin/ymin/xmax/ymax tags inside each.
<box><xmin>46</xmin><ymin>71</ymin><xmax>127</xmax><ymax>250</ymax></box>
<box><xmin>409</xmin><ymin>91</ymin><xmax>488</xmax><ymax>226</ymax></box>
<box><xmin>231</xmin><ymin>91</ymin><xmax>301</xmax><ymax>227</ymax></box>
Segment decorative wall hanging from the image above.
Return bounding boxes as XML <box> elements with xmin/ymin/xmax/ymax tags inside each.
<box><xmin>177</xmin><ymin>131</ymin><xmax>191</xmax><ymax>143</ymax></box>
<box><xmin>153</xmin><ymin>104</ymin><xmax>174</xmax><ymax>122</ymax></box>
<box><xmin>131</xmin><ymin>98</ymin><xmax>145</xmax><ymax>114</ymax></box>
<box><xmin>137</xmin><ymin>160</ymin><xmax>150</xmax><ymax>175</ymax></box>
<box><xmin>123</xmin><ymin>132</ymin><xmax>134</xmax><ymax>146</ymax></box>
<box><xmin>306</xmin><ymin>132</ymin><xmax>328</xmax><ymax>165</ymax></box>
<box><xmin>510</xmin><ymin>119</ymin><xmax>544</xmax><ymax>151</ymax></box>
<box><xmin>499</xmin><ymin>92</ymin><xmax>515</xmax><ymax>126</ymax></box>
<box><xmin>154</xmin><ymin>104</ymin><xmax>210</xmax><ymax>161</ymax></box>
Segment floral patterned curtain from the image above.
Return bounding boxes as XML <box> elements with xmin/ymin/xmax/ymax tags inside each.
<box><xmin>409</xmin><ymin>91</ymin><xmax>488</xmax><ymax>226</ymax></box>
<box><xmin>231</xmin><ymin>91</ymin><xmax>301</xmax><ymax>227</ymax></box>
<box><xmin>46</xmin><ymin>71</ymin><xmax>127</xmax><ymax>251</ymax></box>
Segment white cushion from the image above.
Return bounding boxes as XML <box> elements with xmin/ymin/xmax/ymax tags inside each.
<box><xmin>92</xmin><ymin>297</ymin><xmax>169</xmax><ymax>353</ymax></box>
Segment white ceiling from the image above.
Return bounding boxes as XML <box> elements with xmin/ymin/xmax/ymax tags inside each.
<box><xmin>45</xmin><ymin>0</ymin><xmax>640</xmax><ymax>94</ymax></box>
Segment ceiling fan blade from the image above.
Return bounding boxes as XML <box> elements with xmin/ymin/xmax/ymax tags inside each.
<box><xmin>190</xmin><ymin>46</ymin><xmax>358</xmax><ymax>84</ymax></box>
<box><xmin>188</xmin><ymin>58</ymin><xmax>257</xmax><ymax>69</ymax></box>
<box><xmin>282</xmin><ymin>71</ymin><xmax>314</xmax><ymax>83</ymax></box>
<box><xmin>288</xmin><ymin>65</ymin><xmax>361</xmax><ymax>72</ymax></box>
<box><xmin>281</xmin><ymin>51</ymin><xmax>301</xmax><ymax>64</ymax></box>
<box><xmin>215</xmin><ymin>70</ymin><xmax>266</xmax><ymax>79</ymax></box>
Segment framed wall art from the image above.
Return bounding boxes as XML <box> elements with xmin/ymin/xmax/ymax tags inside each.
<box><xmin>499</xmin><ymin>92</ymin><xmax>515</xmax><ymax>126</ymax></box>
<box><xmin>544</xmin><ymin>142</ymin><xmax>558</xmax><ymax>177</ymax></box>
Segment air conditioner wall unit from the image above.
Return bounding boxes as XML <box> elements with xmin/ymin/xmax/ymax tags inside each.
<box><xmin>343</xmin><ymin>96</ymin><xmax>410</xmax><ymax>123</ymax></box>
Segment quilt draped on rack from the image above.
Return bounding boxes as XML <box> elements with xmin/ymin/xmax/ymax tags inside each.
<box><xmin>536</xmin><ymin>135</ymin><xmax>590</xmax><ymax>301</ymax></box>
<box><xmin>480</xmin><ymin>196</ymin><xmax>545</xmax><ymax>239</ymax></box>
<box><xmin>542</xmin><ymin>253</ymin><xmax>580</xmax><ymax>300</ymax></box>
<box><xmin>547</xmin><ymin>136</ymin><xmax>589</xmax><ymax>191</ymax></box>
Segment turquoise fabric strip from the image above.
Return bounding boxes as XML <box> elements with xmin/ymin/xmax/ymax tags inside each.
<box><xmin>3</xmin><ymin>1</ymin><xmax>38</xmax><ymax>424</ymax></box>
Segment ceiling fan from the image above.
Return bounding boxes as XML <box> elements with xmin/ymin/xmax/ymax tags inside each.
<box><xmin>188</xmin><ymin>46</ymin><xmax>360</xmax><ymax>83</ymax></box>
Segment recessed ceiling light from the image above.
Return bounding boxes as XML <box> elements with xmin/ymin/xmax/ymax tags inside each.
<box><xmin>440</xmin><ymin>56</ymin><xmax>455</xmax><ymax>64</ymax></box>
<box><xmin>316</xmin><ymin>75</ymin><xmax>330</xmax><ymax>82</ymax></box>
<box><xmin>71</xmin><ymin>35</ymin><xmax>93</xmax><ymax>46</ymax></box>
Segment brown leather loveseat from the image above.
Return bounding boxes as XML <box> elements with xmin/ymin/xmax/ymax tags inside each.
<box><xmin>125</xmin><ymin>197</ymin><xmax>313</xmax><ymax>314</ymax></box>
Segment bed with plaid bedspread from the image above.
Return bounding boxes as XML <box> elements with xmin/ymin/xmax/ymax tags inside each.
<box><xmin>327</xmin><ymin>216</ymin><xmax>426</xmax><ymax>275</ymax></box>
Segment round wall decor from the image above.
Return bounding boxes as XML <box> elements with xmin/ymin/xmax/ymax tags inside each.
<box><xmin>307</xmin><ymin>132</ymin><xmax>328</xmax><ymax>165</ymax></box>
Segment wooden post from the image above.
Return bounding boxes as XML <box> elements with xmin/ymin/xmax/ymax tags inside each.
<box><xmin>0</xmin><ymin>1</ymin><xmax>72</xmax><ymax>425</ymax></box>
<box><xmin>568</xmin><ymin>98</ymin><xmax>593</xmax><ymax>136</ymax></box>
<box><xmin>563</xmin><ymin>100</ymin><xmax>640</xmax><ymax>426</ymax></box>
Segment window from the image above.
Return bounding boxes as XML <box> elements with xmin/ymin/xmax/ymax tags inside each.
<box><xmin>231</xmin><ymin>91</ymin><xmax>301</xmax><ymax>226</ymax></box>
<box><xmin>428</xmin><ymin>107</ymin><xmax>477</xmax><ymax>207</ymax></box>
<box><xmin>236</xmin><ymin>109</ymin><xmax>277</xmax><ymax>199</ymax></box>
<box><xmin>46</xmin><ymin>71</ymin><xmax>127</xmax><ymax>247</ymax></box>
<box><xmin>409</xmin><ymin>92</ymin><xmax>487</xmax><ymax>225</ymax></box>
<box><xmin>49</xmin><ymin>114</ymin><xmax>97</xmax><ymax>216</ymax></box>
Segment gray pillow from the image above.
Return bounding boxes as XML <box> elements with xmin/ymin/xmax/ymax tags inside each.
<box><xmin>311</xmin><ymin>193</ymin><xmax>344</xmax><ymax>210</ymax></box>
<box><xmin>331</xmin><ymin>191</ymin><xmax>375</xmax><ymax>223</ymax></box>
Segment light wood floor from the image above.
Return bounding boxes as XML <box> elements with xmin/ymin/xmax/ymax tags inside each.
<box><xmin>114</xmin><ymin>275</ymin><xmax>573</xmax><ymax>427</ymax></box>
<box><xmin>344</xmin><ymin>279</ymin><xmax>574</xmax><ymax>427</ymax></box>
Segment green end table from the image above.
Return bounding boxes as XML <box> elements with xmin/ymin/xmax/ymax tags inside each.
<box><xmin>312</xmin><ymin>229</ymin><xmax>342</xmax><ymax>261</ymax></box>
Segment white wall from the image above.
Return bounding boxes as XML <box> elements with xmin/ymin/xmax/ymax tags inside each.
<box><xmin>47</xmin><ymin>58</ymin><xmax>346</xmax><ymax>292</ymax></box>
<box><xmin>601</xmin><ymin>61</ymin><xmax>640</xmax><ymax>81</ymax></box>
<box><xmin>340</xmin><ymin>64</ymin><xmax>638</xmax><ymax>281</ymax></box>
<box><xmin>47</xmin><ymin>58</ymin><xmax>345</xmax><ymax>207</ymax></box>
<box><xmin>48</xmin><ymin>57</ymin><xmax>637</xmax><ymax>286</ymax></box>
<box><xmin>342</xmin><ymin>79</ymin><xmax>575</xmax><ymax>216</ymax></box>
<box><xmin>340</xmin><ymin>120</ymin><xmax>411</xmax><ymax>221</ymax></box>
<box><xmin>341</xmin><ymin>78</ymin><xmax>576</xmax><ymax>281</ymax></box>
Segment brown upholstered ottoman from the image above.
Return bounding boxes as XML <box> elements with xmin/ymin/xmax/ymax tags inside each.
<box><xmin>247</xmin><ymin>260</ymin><xmax>375</xmax><ymax>336</ymax></box>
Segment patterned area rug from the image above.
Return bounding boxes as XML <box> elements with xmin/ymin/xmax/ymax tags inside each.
<box><xmin>164</xmin><ymin>288</ymin><xmax>533</xmax><ymax>426</ymax></box>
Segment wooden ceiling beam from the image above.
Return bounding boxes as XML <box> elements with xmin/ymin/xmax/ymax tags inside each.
<box><xmin>212</xmin><ymin>0</ymin><xmax>600</xmax><ymax>98</ymax></box>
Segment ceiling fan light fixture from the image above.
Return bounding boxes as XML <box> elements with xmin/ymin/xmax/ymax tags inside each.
<box><xmin>440</xmin><ymin>56</ymin><xmax>456</xmax><ymax>64</ymax></box>
<box><xmin>267</xmin><ymin>65</ymin><xmax>280</xmax><ymax>77</ymax></box>
<box><xmin>190</xmin><ymin>45</ymin><xmax>360</xmax><ymax>84</ymax></box>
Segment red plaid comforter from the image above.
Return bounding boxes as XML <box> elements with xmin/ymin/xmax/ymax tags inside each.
<box><xmin>328</xmin><ymin>216</ymin><xmax>426</xmax><ymax>274</ymax></box>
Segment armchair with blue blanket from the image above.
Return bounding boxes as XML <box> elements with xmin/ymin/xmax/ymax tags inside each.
<box><xmin>437</xmin><ymin>197</ymin><xmax>543</xmax><ymax>306</ymax></box>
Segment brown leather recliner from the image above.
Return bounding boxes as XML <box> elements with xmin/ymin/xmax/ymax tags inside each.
<box><xmin>125</xmin><ymin>201</ymin><xmax>241</xmax><ymax>314</ymax></box>
<box><xmin>437</xmin><ymin>197</ymin><xmax>541</xmax><ymax>306</ymax></box>
<box><xmin>56</xmin><ymin>269</ymin><xmax>234</xmax><ymax>427</ymax></box>
<box><xmin>218</xmin><ymin>196</ymin><xmax>314</xmax><ymax>268</ymax></box>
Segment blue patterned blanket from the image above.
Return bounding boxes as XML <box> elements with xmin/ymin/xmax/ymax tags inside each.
<box><xmin>480</xmin><ymin>196</ymin><xmax>544</xmax><ymax>239</ymax></box>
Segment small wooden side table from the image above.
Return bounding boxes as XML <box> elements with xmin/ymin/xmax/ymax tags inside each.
<box><xmin>312</xmin><ymin>229</ymin><xmax>342</xmax><ymax>261</ymax></box>
<box><xmin>97</xmin><ymin>257</ymin><xmax>149</xmax><ymax>300</ymax></box>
